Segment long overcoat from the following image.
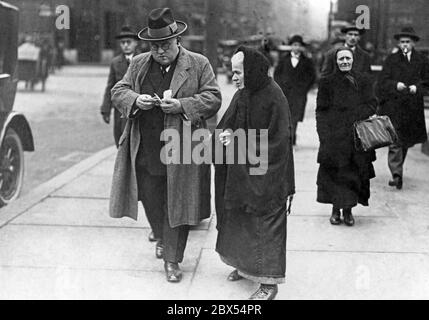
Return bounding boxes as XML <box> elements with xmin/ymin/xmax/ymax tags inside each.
<box><xmin>377</xmin><ymin>50</ymin><xmax>429</xmax><ymax>147</ymax></box>
<box><xmin>274</xmin><ymin>53</ymin><xmax>316</xmax><ymax>123</ymax></box>
<box><xmin>109</xmin><ymin>48</ymin><xmax>221</xmax><ymax>227</ymax></box>
<box><xmin>316</xmin><ymin>71</ymin><xmax>377</xmax><ymax>168</ymax></box>
<box><xmin>100</xmin><ymin>54</ymin><xmax>130</xmax><ymax>146</ymax></box>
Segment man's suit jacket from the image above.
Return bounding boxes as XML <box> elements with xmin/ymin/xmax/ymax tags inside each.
<box><xmin>109</xmin><ymin>48</ymin><xmax>221</xmax><ymax>228</ymax></box>
<box><xmin>321</xmin><ymin>44</ymin><xmax>371</xmax><ymax>77</ymax></box>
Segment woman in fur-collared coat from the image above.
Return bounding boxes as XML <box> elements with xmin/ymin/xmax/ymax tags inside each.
<box><xmin>316</xmin><ymin>47</ymin><xmax>377</xmax><ymax>227</ymax></box>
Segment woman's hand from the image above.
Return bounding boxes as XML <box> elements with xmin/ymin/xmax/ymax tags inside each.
<box><xmin>219</xmin><ymin>130</ymin><xmax>233</xmax><ymax>146</ymax></box>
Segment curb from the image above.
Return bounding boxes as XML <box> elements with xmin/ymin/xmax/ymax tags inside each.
<box><xmin>0</xmin><ymin>146</ymin><xmax>117</xmax><ymax>229</ymax></box>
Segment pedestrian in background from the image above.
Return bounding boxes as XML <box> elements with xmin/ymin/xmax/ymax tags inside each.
<box><xmin>274</xmin><ymin>35</ymin><xmax>316</xmax><ymax>145</ymax></box>
<box><xmin>214</xmin><ymin>46</ymin><xmax>295</xmax><ymax>300</ymax></box>
<box><xmin>377</xmin><ymin>27</ymin><xmax>429</xmax><ymax>190</ymax></box>
<box><xmin>100</xmin><ymin>26</ymin><xmax>140</xmax><ymax>148</ymax></box>
<box><xmin>110</xmin><ymin>8</ymin><xmax>221</xmax><ymax>283</ymax></box>
<box><xmin>316</xmin><ymin>47</ymin><xmax>377</xmax><ymax>226</ymax></box>
<box><xmin>321</xmin><ymin>23</ymin><xmax>371</xmax><ymax>77</ymax></box>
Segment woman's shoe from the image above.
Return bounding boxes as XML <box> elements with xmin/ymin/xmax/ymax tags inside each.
<box><xmin>249</xmin><ymin>284</ymin><xmax>278</xmax><ymax>300</ymax></box>
<box><xmin>343</xmin><ymin>209</ymin><xmax>355</xmax><ymax>227</ymax></box>
<box><xmin>227</xmin><ymin>269</ymin><xmax>244</xmax><ymax>282</ymax></box>
<box><xmin>330</xmin><ymin>208</ymin><xmax>341</xmax><ymax>225</ymax></box>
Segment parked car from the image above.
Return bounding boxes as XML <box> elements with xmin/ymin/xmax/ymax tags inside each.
<box><xmin>0</xmin><ymin>1</ymin><xmax>35</xmax><ymax>206</ymax></box>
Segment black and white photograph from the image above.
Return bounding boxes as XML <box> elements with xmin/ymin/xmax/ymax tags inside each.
<box><xmin>0</xmin><ymin>0</ymin><xmax>428</xmax><ymax>304</ymax></box>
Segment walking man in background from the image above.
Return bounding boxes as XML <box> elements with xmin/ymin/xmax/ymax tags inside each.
<box><xmin>274</xmin><ymin>35</ymin><xmax>315</xmax><ymax>145</ymax></box>
<box><xmin>100</xmin><ymin>26</ymin><xmax>139</xmax><ymax>148</ymax></box>
<box><xmin>109</xmin><ymin>8</ymin><xmax>221</xmax><ymax>283</ymax></box>
<box><xmin>378</xmin><ymin>27</ymin><xmax>429</xmax><ymax>190</ymax></box>
<box><xmin>321</xmin><ymin>22</ymin><xmax>371</xmax><ymax>77</ymax></box>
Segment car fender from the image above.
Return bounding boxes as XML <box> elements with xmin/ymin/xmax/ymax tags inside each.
<box><xmin>0</xmin><ymin>111</ymin><xmax>35</xmax><ymax>152</ymax></box>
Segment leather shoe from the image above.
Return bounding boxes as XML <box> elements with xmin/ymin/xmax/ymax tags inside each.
<box><xmin>148</xmin><ymin>231</ymin><xmax>159</xmax><ymax>242</ymax></box>
<box><xmin>389</xmin><ymin>176</ymin><xmax>403</xmax><ymax>190</ymax></box>
<box><xmin>155</xmin><ymin>241</ymin><xmax>164</xmax><ymax>259</ymax></box>
<box><xmin>164</xmin><ymin>262</ymin><xmax>182</xmax><ymax>283</ymax></box>
<box><xmin>227</xmin><ymin>269</ymin><xmax>244</xmax><ymax>282</ymax></box>
<box><xmin>249</xmin><ymin>284</ymin><xmax>278</xmax><ymax>300</ymax></box>
<box><xmin>330</xmin><ymin>208</ymin><xmax>341</xmax><ymax>225</ymax></box>
<box><xmin>343</xmin><ymin>209</ymin><xmax>355</xmax><ymax>227</ymax></box>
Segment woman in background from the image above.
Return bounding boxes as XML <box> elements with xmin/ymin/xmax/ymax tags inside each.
<box><xmin>316</xmin><ymin>47</ymin><xmax>377</xmax><ymax>226</ymax></box>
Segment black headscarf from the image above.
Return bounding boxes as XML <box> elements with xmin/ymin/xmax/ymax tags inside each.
<box><xmin>235</xmin><ymin>45</ymin><xmax>271</xmax><ymax>92</ymax></box>
<box><xmin>335</xmin><ymin>46</ymin><xmax>359</xmax><ymax>90</ymax></box>
<box><xmin>219</xmin><ymin>46</ymin><xmax>271</xmax><ymax>132</ymax></box>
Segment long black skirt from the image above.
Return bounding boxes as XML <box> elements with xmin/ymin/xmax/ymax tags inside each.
<box><xmin>216</xmin><ymin>204</ymin><xmax>287</xmax><ymax>285</ymax></box>
<box><xmin>317</xmin><ymin>160</ymin><xmax>375</xmax><ymax>208</ymax></box>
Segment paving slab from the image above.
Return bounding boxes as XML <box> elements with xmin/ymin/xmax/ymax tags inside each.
<box><xmin>0</xmin><ymin>225</ymin><xmax>205</xmax><ymax>272</ymax></box>
<box><xmin>52</xmin><ymin>174</ymin><xmax>112</xmax><ymax>199</ymax></box>
<box><xmin>85</xmin><ymin>159</ymin><xmax>116</xmax><ymax>176</ymax></box>
<box><xmin>292</xmin><ymin>191</ymin><xmax>398</xmax><ymax>218</ymax></box>
<box><xmin>204</xmin><ymin>215</ymin><xmax>426</xmax><ymax>253</ymax></box>
<box><xmin>287</xmin><ymin>216</ymin><xmax>427</xmax><ymax>254</ymax></box>
<box><xmin>11</xmin><ymin>197</ymin><xmax>149</xmax><ymax>229</ymax></box>
<box><xmin>0</xmin><ymin>266</ymin><xmax>191</xmax><ymax>300</ymax></box>
<box><xmin>189</xmin><ymin>249</ymin><xmax>429</xmax><ymax>300</ymax></box>
<box><xmin>280</xmin><ymin>251</ymin><xmax>429</xmax><ymax>300</ymax></box>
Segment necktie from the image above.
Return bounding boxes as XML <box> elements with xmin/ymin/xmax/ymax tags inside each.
<box><xmin>161</xmin><ymin>65</ymin><xmax>168</xmax><ymax>76</ymax></box>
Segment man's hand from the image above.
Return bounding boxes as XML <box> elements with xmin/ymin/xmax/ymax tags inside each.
<box><xmin>160</xmin><ymin>98</ymin><xmax>183</xmax><ymax>114</ymax></box>
<box><xmin>397</xmin><ymin>82</ymin><xmax>407</xmax><ymax>92</ymax></box>
<box><xmin>409</xmin><ymin>85</ymin><xmax>417</xmax><ymax>94</ymax></box>
<box><xmin>101</xmin><ymin>112</ymin><xmax>110</xmax><ymax>124</ymax></box>
<box><xmin>136</xmin><ymin>94</ymin><xmax>156</xmax><ymax>110</ymax></box>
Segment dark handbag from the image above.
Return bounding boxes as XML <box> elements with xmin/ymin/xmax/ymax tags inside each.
<box><xmin>354</xmin><ymin>114</ymin><xmax>398</xmax><ymax>152</ymax></box>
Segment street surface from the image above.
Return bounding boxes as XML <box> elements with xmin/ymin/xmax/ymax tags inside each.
<box><xmin>14</xmin><ymin>66</ymin><xmax>114</xmax><ymax>195</ymax></box>
<box><xmin>0</xmin><ymin>66</ymin><xmax>428</xmax><ymax>300</ymax></box>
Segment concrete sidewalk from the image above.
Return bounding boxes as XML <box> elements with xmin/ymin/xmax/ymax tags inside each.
<box><xmin>1</xmin><ymin>90</ymin><xmax>429</xmax><ymax>299</ymax></box>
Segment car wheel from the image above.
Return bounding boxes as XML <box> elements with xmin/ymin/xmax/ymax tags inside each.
<box><xmin>0</xmin><ymin>128</ymin><xmax>24</xmax><ymax>207</ymax></box>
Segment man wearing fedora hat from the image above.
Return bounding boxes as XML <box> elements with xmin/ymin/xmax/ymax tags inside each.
<box><xmin>109</xmin><ymin>8</ymin><xmax>221</xmax><ymax>283</ymax></box>
<box><xmin>378</xmin><ymin>27</ymin><xmax>429</xmax><ymax>190</ymax></box>
<box><xmin>321</xmin><ymin>23</ymin><xmax>371</xmax><ymax>77</ymax></box>
<box><xmin>100</xmin><ymin>26</ymin><xmax>140</xmax><ymax>147</ymax></box>
<box><xmin>274</xmin><ymin>35</ymin><xmax>316</xmax><ymax>145</ymax></box>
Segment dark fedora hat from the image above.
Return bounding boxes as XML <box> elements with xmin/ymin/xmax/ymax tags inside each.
<box><xmin>116</xmin><ymin>26</ymin><xmax>139</xmax><ymax>40</ymax></box>
<box><xmin>289</xmin><ymin>34</ymin><xmax>307</xmax><ymax>46</ymax></box>
<box><xmin>138</xmin><ymin>8</ymin><xmax>187</xmax><ymax>41</ymax></box>
<box><xmin>394</xmin><ymin>26</ymin><xmax>420</xmax><ymax>42</ymax></box>
<box><xmin>341</xmin><ymin>22</ymin><xmax>365</xmax><ymax>35</ymax></box>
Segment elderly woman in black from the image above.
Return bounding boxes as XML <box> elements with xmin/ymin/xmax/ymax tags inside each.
<box><xmin>316</xmin><ymin>47</ymin><xmax>377</xmax><ymax>226</ymax></box>
<box><xmin>214</xmin><ymin>46</ymin><xmax>295</xmax><ymax>300</ymax></box>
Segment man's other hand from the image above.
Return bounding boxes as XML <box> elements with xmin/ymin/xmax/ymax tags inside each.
<box><xmin>101</xmin><ymin>112</ymin><xmax>110</xmax><ymax>124</ymax></box>
<box><xmin>136</xmin><ymin>94</ymin><xmax>156</xmax><ymax>110</ymax></box>
<box><xmin>409</xmin><ymin>85</ymin><xmax>417</xmax><ymax>94</ymax></box>
<box><xmin>160</xmin><ymin>98</ymin><xmax>183</xmax><ymax>114</ymax></box>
